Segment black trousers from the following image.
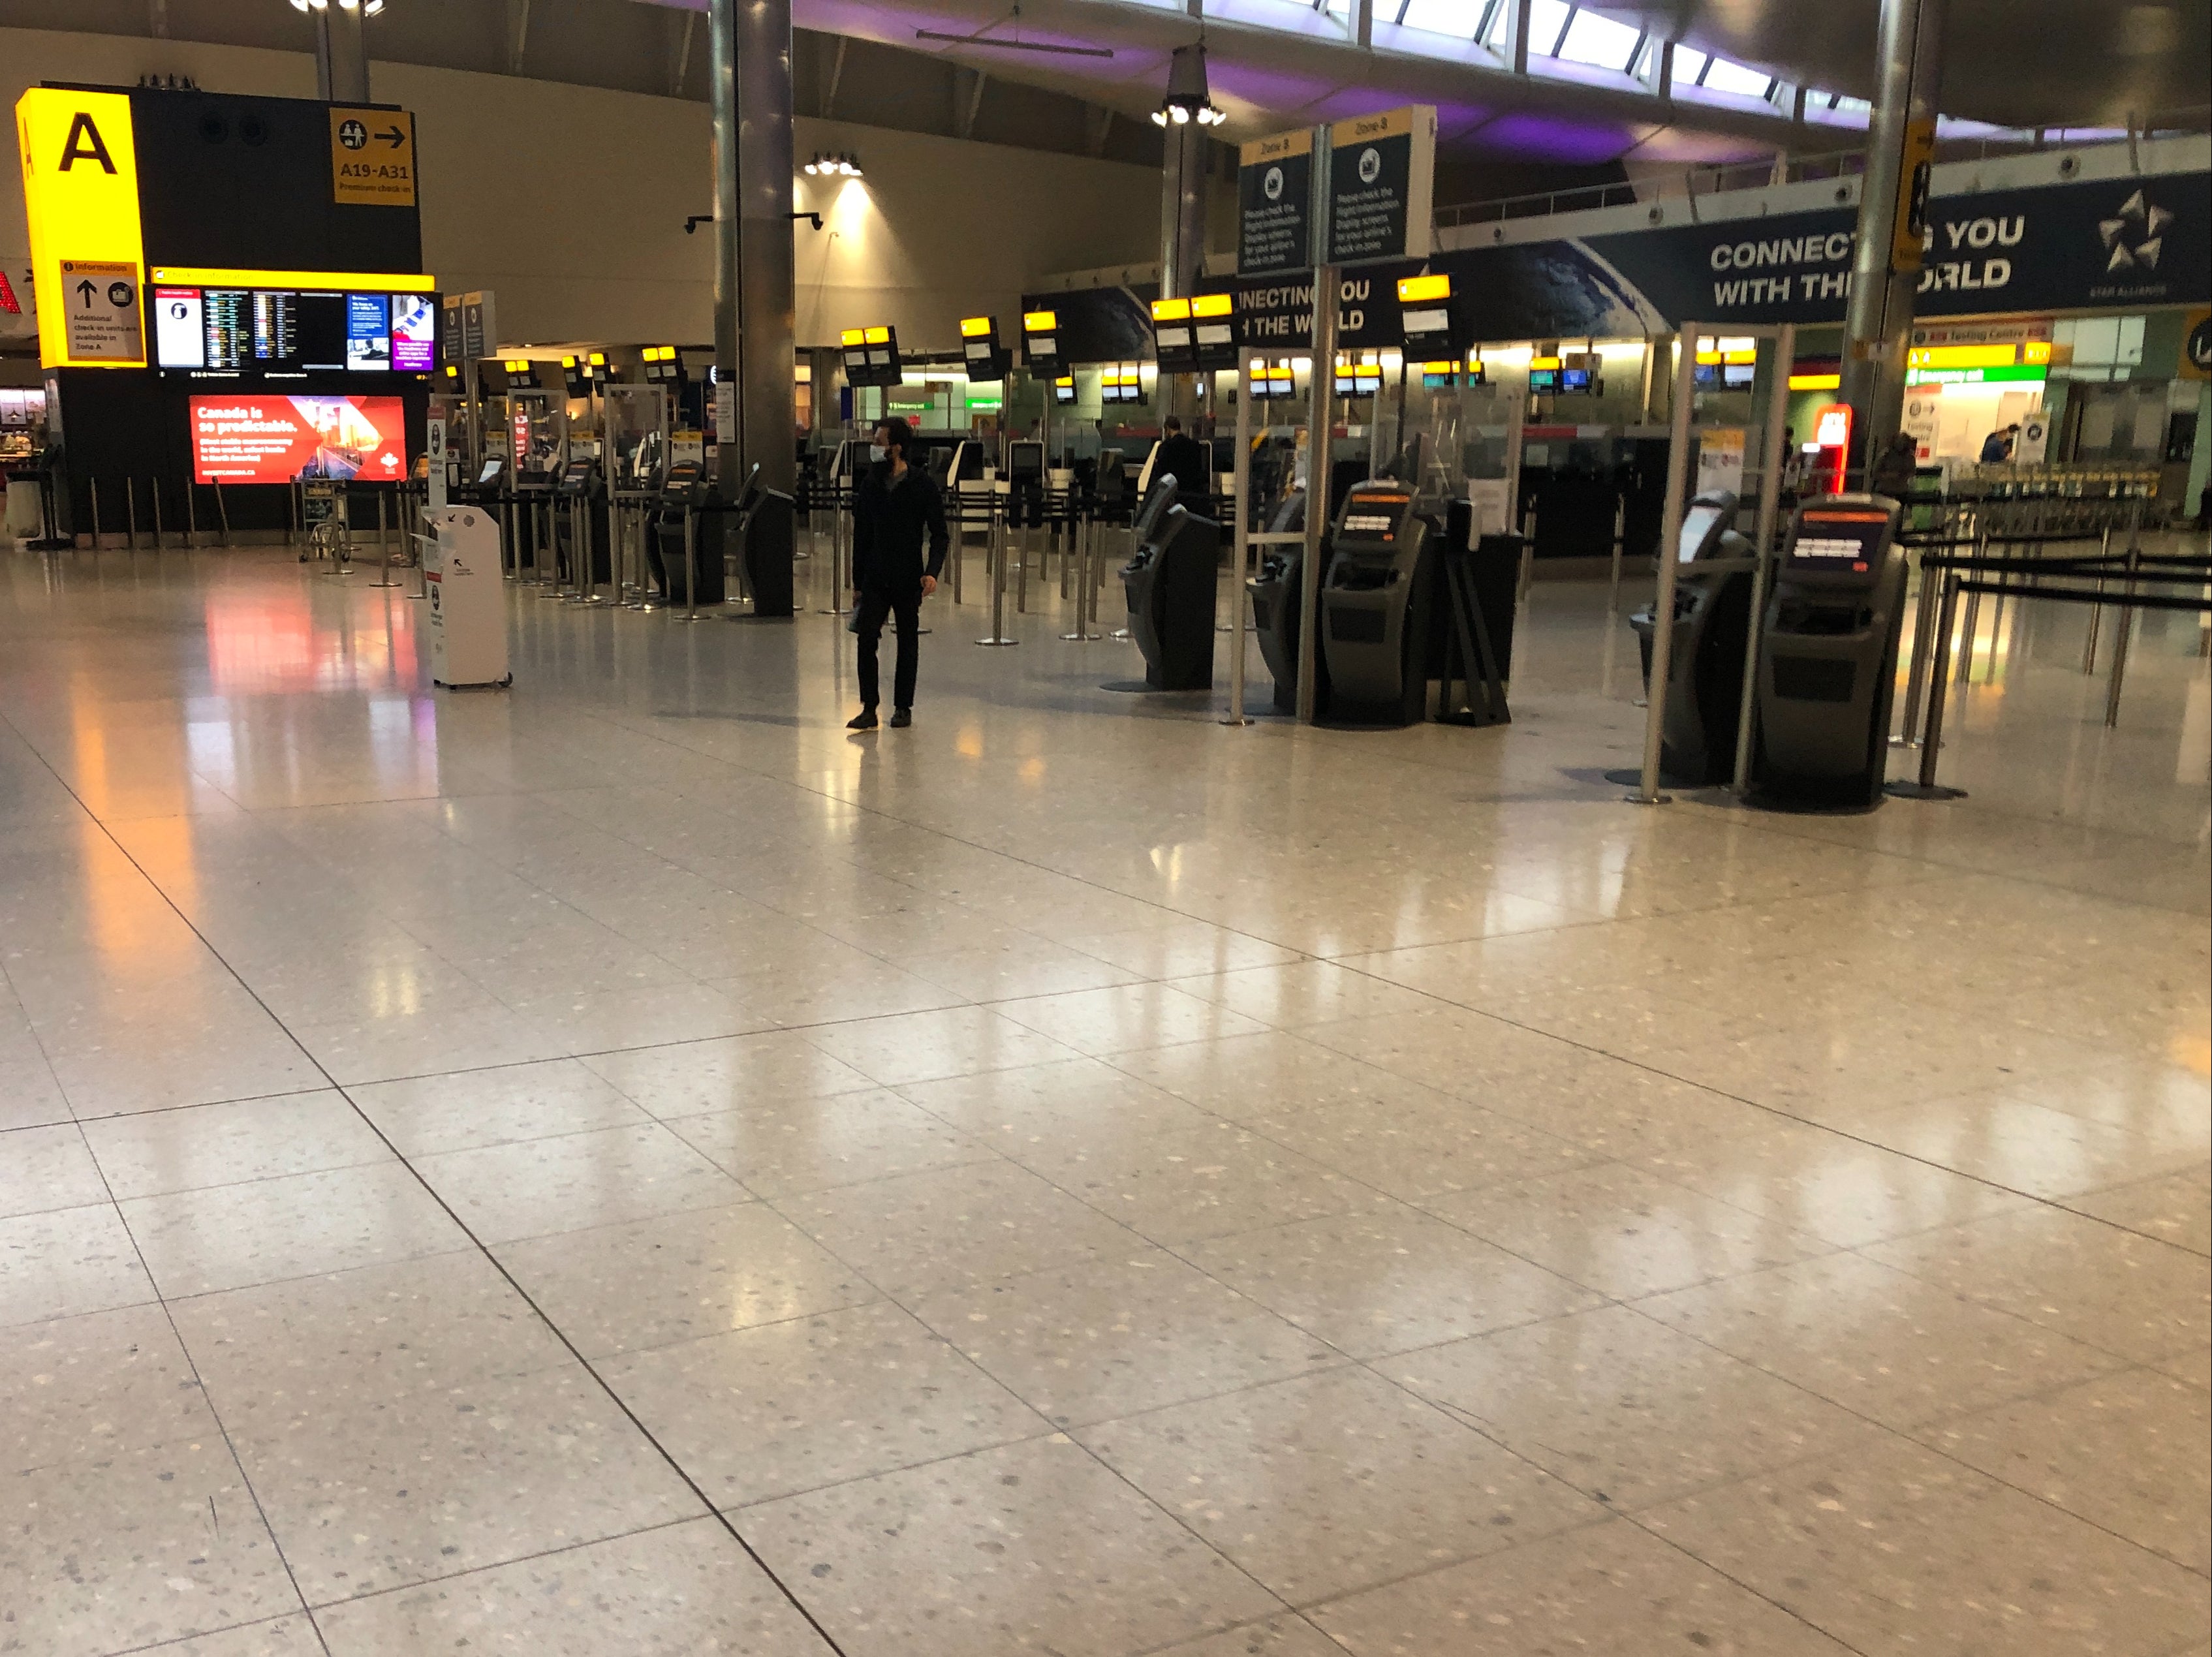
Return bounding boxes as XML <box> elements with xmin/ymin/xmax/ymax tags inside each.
<box><xmin>855</xmin><ymin>585</ymin><xmax>923</xmax><ymax>709</ymax></box>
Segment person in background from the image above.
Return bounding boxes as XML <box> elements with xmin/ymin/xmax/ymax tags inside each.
<box><xmin>1871</xmin><ymin>431</ymin><xmax>1921</xmax><ymax>499</ymax></box>
<box><xmin>1978</xmin><ymin>422</ymin><xmax>2020</xmax><ymax>465</ymax></box>
<box><xmin>1154</xmin><ymin>415</ymin><xmax>1209</xmax><ymax>501</ymax></box>
<box><xmin>847</xmin><ymin>416</ymin><xmax>947</xmax><ymax>731</ymax></box>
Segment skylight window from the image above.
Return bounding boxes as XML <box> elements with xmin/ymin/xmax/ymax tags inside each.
<box><xmin>1701</xmin><ymin>57</ymin><xmax>1777</xmax><ymax>97</ymax></box>
<box><xmin>1671</xmin><ymin>47</ymin><xmax>1709</xmax><ymax>84</ymax></box>
<box><xmin>1557</xmin><ymin>8</ymin><xmax>1642</xmax><ymax>70</ymax></box>
<box><xmin>1526</xmin><ymin>0</ymin><xmax>1572</xmax><ymax>54</ymax></box>
<box><xmin>1397</xmin><ymin>0</ymin><xmax>1484</xmax><ymax>35</ymax></box>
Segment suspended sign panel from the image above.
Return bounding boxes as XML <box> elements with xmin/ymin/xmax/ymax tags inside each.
<box><xmin>1326</xmin><ymin>106</ymin><xmax>1435</xmax><ymax>266</ymax></box>
<box><xmin>16</xmin><ymin>88</ymin><xmax>147</xmax><ymax>368</ymax></box>
<box><xmin>1237</xmin><ymin>128</ymin><xmax>1314</xmax><ymax>277</ymax></box>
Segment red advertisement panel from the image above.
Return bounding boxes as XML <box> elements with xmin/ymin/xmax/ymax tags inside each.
<box><xmin>189</xmin><ymin>394</ymin><xmax>408</xmax><ymax>485</ymax></box>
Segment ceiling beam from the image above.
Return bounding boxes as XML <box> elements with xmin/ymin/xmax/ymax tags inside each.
<box><xmin>954</xmin><ymin>64</ymin><xmax>987</xmax><ymax>140</ymax></box>
<box><xmin>148</xmin><ymin>0</ymin><xmax>168</xmax><ymax>40</ymax></box>
<box><xmin>820</xmin><ymin>35</ymin><xmax>848</xmax><ymax>119</ymax></box>
<box><xmin>668</xmin><ymin>7</ymin><xmax>696</xmax><ymax>95</ymax></box>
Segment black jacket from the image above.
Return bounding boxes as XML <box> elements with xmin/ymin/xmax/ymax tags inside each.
<box><xmin>852</xmin><ymin>461</ymin><xmax>950</xmax><ymax>594</ymax></box>
<box><xmin>1153</xmin><ymin>435</ymin><xmax>1210</xmax><ymax>498</ymax></box>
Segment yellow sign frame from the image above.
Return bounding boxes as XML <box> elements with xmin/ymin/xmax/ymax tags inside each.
<box><xmin>16</xmin><ymin>87</ymin><xmax>147</xmax><ymax>369</ymax></box>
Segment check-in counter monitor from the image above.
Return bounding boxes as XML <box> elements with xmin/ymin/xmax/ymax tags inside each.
<box><xmin>1120</xmin><ymin>478</ymin><xmax>1219</xmax><ymax>691</ymax></box>
<box><xmin>1317</xmin><ymin>484</ymin><xmax>1440</xmax><ymax>726</ymax></box>
<box><xmin>1752</xmin><ymin>494</ymin><xmax>1908</xmax><ymax>807</ymax></box>
<box><xmin>1629</xmin><ymin>489</ymin><xmax>1753</xmax><ymax>784</ymax></box>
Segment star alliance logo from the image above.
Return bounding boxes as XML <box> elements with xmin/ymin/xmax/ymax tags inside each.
<box><xmin>2098</xmin><ymin>189</ymin><xmax>2171</xmax><ymax>271</ymax></box>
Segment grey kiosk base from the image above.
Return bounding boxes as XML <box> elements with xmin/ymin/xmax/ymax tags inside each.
<box><xmin>1750</xmin><ymin>493</ymin><xmax>1912</xmax><ymax>812</ymax></box>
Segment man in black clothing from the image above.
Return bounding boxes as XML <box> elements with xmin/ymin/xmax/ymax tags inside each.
<box><xmin>847</xmin><ymin>417</ymin><xmax>949</xmax><ymax>730</ymax></box>
<box><xmin>1153</xmin><ymin>416</ymin><xmax>1210</xmax><ymax>502</ymax></box>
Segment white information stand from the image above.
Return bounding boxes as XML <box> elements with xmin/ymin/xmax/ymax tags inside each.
<box><xmin>424</xmin><ymin>506</ymin><xmax>510</xmax><ymax>688</ymax></box>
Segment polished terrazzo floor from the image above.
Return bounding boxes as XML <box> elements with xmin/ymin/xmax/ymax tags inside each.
<box><xmin>2</xmin><ymin>529</ymin><xmax>2207</xmax><ymax>1657</ymax></box>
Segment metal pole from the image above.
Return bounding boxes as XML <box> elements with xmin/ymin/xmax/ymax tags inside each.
<box><xmin>89</xmin><ymin>476</ymin><xmax>101</xmax><ymax>548</ymax></box>
<box><xmin>187</xmin><ymin>476</ymin><xmax>198</xmax><ymax>550</ymax></box>
<box><xmin>1730</xmin><ymin>324</ymin><xmax>1795</xmax><ymax>793</ymax></box>
<box><xmin>2082</xmin><ymin>525</ymin><xmax>2110</xmax><ymax>672</ymax></box>
<box><xmin>1836</xmin><ymin>0</ymin><xmax>1947</xmax><ymax>479</ymax></box>
<box><xmin>1895</xmin><ymin>548</ymin><xmax>1939</xmax><ymax>745</ymax></box>
<box><xmin>683</xmin><ymin>504</ymin><xmax>704</xmax><ymax>621</ymax></box>
<box><xmin>1632</xmin><ymin>324</ymin><xmax>1702</xmax><ymax>802</ymax></box>
<box><xmin>2105</xmin><ymin>517</ymin><xmax>2141</xmax><ymax>727</ymax></box>
<box><xmin>978</xmin><ymin>499</ymin><xmax>1016</xmax><ymax>645</ymax></box>
<box><xmin>1913</xmin><ymin>570</ymin><xmax>1961</xmax><ymax>790</ymax></box>
<box><xmin>1297</xmin><ymin>278</ymin><xmax>1337</xmax><ymax>722</ymax></box>
<box><xmin>125</xmin><ymin>478</ymin><xmax>138</xmax><ymax>551</ymax></box>
<box><xmin>214</xmin><ymin>481</ymin><xmax>230</xmax><ymax>546</ymax></box>
<box><xmin>369</xmin><ymin>490</ymin><xmax>399</xmax><ymax>587</ymax></box>
<box><xmin>1224</xmin><ymin>346</ymin><xmax>1254</xmax><ymax>726</ymax></box>
<box><xmin>150</xmin><ymin>477</ymin><xmax>164</xmax><ymax>550</ymax></box>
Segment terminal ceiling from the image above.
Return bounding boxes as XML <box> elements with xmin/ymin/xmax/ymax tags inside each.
<box><xmin>23</xmin><ymin>0</ymin><xmax>2207</xmax><ymax>171</ymax></box>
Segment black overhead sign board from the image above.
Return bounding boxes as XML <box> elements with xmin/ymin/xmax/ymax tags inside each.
<box><xmin>1238</xmin><ymin>129</ymin><xmax>1314</xmax><ymax>277</ymax></box>
<box><xmin>1326</xmin><ymin>106</ymin><xmax>1435</xmax><ymax>266</ymax></box>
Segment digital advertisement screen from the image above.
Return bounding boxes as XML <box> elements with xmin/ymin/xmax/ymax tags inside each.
<box><xmin>1527</xmin><ymin>367</ymin><xmax>1560</xmax><ymax>393</ymax></box>
<box><xmin>390</xmin><ymin>294</ymin><xmax>436</xmax><ymax>372</ymax></box>
<box><xmin>347</xmin><ymin>294</ymin><xmax>392</xmax><ymax>371</ymax></box>
<box><xmin>1561</xmin><ymin>367</ymin><xmax>1593</xmax><ymax>392</ymax></box>
<box><xmin>190</xmin><ymin>395</ymin><xmax>407</xmax><ymax>485</ymax></box>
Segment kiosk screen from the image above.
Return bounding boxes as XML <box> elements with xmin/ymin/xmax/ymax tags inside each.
<box><xmin>1678</xmin><ymin>502</ymin><xmax>1728</xmax><ymax>563</ymax></box>
<box><xmin>1130</xmin><ymin>480</ymin><xmax>1179</xmax><ymax>544</ymax></box>
<box><xmin>1790</xmin><ymin>508</ymin><xmax>1890</xmax><ymax>570</ymax></box>
<box><xmin>476</xmin><ymin>459</ymin><xmax>503</xmax><ymax>486</ymax></box>
<box><xmin>1339</xmin><ymin>490</ymin><xmax>1409</xmax><ymax>543</ymax></box>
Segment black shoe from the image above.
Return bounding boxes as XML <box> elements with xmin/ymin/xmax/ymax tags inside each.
<box><xmin>847</xmin><ymin>708</ymin><xmax>879</xmax><ymax>730</ymax></box>
<box><xmin>889</xmin><ymin>707</ymin><xmax>912</xmax><ymax>728</ymax></box>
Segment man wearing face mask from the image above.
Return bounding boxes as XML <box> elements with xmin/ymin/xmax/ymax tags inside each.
<box><xmin>847</xmin><ymin>417</ymin><xmax>949</xmax><ymax>730</ymax></box>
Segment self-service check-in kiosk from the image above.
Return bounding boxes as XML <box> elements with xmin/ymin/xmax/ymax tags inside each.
<box><xmin>1249</xmin><ymin>493</ymin><xmax>1316</xmax><ymax>715</ymax></box>
<box><xmin>1121</xmin><ymin>479</ymin><xmax>1220</xmax><ymax>690</ymax></box>
<box><xmin>1317</xmin><ymin>484</ymin><xmax>1441</xmax><ymax>726</ymax></box>
<box><xmin>649</xmin><ymin>459</ymin><xmax>719</xmax><ymax>606</ymax></box>
<box><xmin>553</xmin><ymin>457</ymin><xmax>610</xmax><ymax>594</ymax></box>
<box><xmin>1629</xmin><ymin>490</ymin><xmax>1754</xmax><ymax>784</ymax></box>
<box><xmin>1752</xmin><ymin>494</ymin><xmax>1908</xmax><ymax>807</ymax></box>
<box><xmin>727</xmin><ymin>462</ymin><xmax>798</xmax><ymax>617</ymax></box>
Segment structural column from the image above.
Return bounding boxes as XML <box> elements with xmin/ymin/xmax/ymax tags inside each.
<box><xmin>1838</xmin><ymin>0</ymin><xmax>1946</xmax><ymax>480</ymax></box>
<box><xmin>317</xmin><ymin>5</ymin><xmax>371</xmax><ymax>102</ymax></box>
<box><xmin>709</xmin><ymin>0</ymin><xmax>741</xmax><ymax>470</ymax></box>
<box><xmin>1158</xmin><ymin>118</ymin><xmax>1209</xmax><ymax>301</ymax></box>
<box><xmin>736</xmin><ymin>0</ymin><xmax>798</xmax><ymax>506</ymax></box>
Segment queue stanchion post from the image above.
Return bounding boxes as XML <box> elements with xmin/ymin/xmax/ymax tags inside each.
<box><xmin>2083</xmin><ymin>525</ymin><xmax>2111</xmax><ymax>672</ymax></box>
<box><xmin>125</xmin><ymin>478</ymin><xmax>138</xmax><ymax>552</ymax></box>
<box><xmin>977</xmin><ymin>497</ymin><xmax>1016</xmax><ymax>646</ymax></box>
<box><xmin>1894</xmin><ymin>538</ymin><xmax>1941</xmax><ymax>747</ymax></box>
<box><xmin>187</xmin><ymin>476</ymin><xmax>199</xmax><ymax>550</ymax></box>
<box><xmin>2105</xmin><ymin>528</ymin><xmax>2141</xmax><ymax>729</ymax></box>
<box><xmin>150</xmin><ymin>477</ymin><xmax>164</xmax><ymax>551</ymax></box>
<box><xmin>1224</xmin><ymin>348</ymin><xmax>1254</xmax><ymax>726</ymax></box>
<box><xmin>1886</xmin><ymin>564</ymin><xmax>1969</xmax><ymax>801</ymax></box>
<box><xmin>368</xmin><ymin>491</ymin><xmax>399</xmax><ymax>587</ymax></box>
<box><xmin>681</xmin><ymin>502</ymin><xmax>705</xmax><ymax>623</ymax></box>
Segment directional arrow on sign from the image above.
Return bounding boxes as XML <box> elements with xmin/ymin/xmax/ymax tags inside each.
<box><xmin>379</xmin><ymin>126</ymin><xmax>407</xmax><ymax>148</ymax></box>
<box><xmin>76</xmin><ymin>279</ymin><xmax>96</xmax><ymax>307</ymax></box>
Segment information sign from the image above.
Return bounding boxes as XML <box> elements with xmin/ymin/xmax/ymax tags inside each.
<box><xmin>1238</xmin><ymin>129</ymin><xmax>1314</xmax><ymax>277</ymax></box>
<box><xmin>329</xmin><ymin>108</ymin><xmax>418</xmax><ymax>206</ymax></box>
<box><xmin>1326</xmin><ymin>106</ymin><xmax>1436</xmax><ymax>266</ymax></box>
<box><xmin>59</xmin><ymin>258</ymin><xmax>142</xmax><ymax>363</ymax></box>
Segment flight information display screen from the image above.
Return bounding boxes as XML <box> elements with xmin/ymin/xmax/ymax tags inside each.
<box><xmin>153</xmin><ymin>285</ymin><xmax>437</xmax><ymax>376</ymax></box>
<box><xmin>1790</xmin><ymin>507</ymin><xmax>1891</xmax><ymax>570</ymax></box>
